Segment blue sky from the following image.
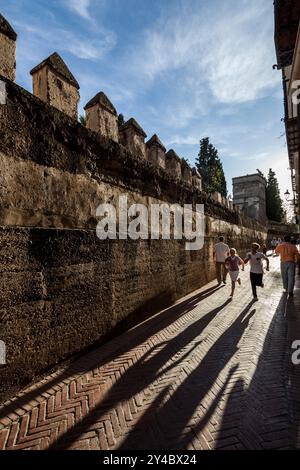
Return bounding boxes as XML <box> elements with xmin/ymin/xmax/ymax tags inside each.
<box><xmin>0</xmin><ymin>0</ymin><xmax>291</xmax><ymax>196</ymax></box>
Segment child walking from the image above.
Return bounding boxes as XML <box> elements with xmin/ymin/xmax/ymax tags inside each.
<box><xmin>225</xmin><ymin>248</ymin><xmax>245</xmax><ymax>298</ymax></box>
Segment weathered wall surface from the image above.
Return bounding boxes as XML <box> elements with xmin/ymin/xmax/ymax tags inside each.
<box><xmin>0</xmin><ymin>76</ymin><xmax>267</xmax><ymax>401</ymax></box>
<box><xmin>0</xmin><ymin>33</ymin><xmax>15</xmax><ymax>81</ymax></box>
<box><xmin>120</xmin><ymin>127</ymin><xmax>146</xmax><ymax>159</ymax></box>
<box><xmin>31</xmin><ymin>67</ymin><xmax>48</xmax><ymax>104</ymax></box>
<box><xmin>86</xmin><ymin>105</ymin><xmax>119</xmax><ymax>142</ymax></box>
<box><xmin>47</xmin><ymin>68</ymin><xmax>79</xmax><ymax>119</ymax></box>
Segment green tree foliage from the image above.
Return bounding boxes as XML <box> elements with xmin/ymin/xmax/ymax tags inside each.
<box><xmin>195</xmin><ymin>137</ymin><xmax>227</xmax><ymax>197</ymax></box>
<box><xmin>265</xmin><ymin>168</ymin><xmax>284</xmax><ymax>222</ymax></box>
<box><xmin>118</xmin><ymin>113</ymin><xmax>125</xmax><ymax>127</ymax></box>
<box><xmin>79</xmin><ymin>115</ymin><xmax>86</xmax><ymax>126</ymax></box>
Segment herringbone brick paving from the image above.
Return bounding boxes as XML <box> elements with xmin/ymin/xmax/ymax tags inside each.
<box><xmin>0</xmin><ymin>256</ymin><xmax>299</xmax><ymax>450</ymax></box>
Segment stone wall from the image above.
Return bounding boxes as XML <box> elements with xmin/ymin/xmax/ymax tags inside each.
<box><xmin>47</xmin><ymin>68</ymin><xmax>79</xmax><ymax>120</ymax></box>
<box><xmin>31</xmin><ymin>67</ymin><xmax>48</xmax><ymax>104</ymax></box>
<box><xmin>30</xmin><ymin>53</ymin><xmax>80</xmax><ymax>120</ymax></box>
<box><xmin>86</xmin><ymin>104</ymin><xmax>118</xmax><ymax>142</ymax></box>
<box><xmin>0</xmin><ymin>76</ymin><xmax>267</xmax><ymax>401</ymax></box>
<box><xmin>0</xmin><ymin>33</ymin><xmax>15</xmax><ymax>82</ymax></box>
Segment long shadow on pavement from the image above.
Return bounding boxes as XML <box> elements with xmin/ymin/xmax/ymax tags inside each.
<box><xmin>117</xmin><ymin>301</ymin><xmax>256</xmax><ymax>450</ymax></box>
<box><xmin>0</xmin><ymin>284</ymin><xmax>222</xmax><ymax>420</ymax></box>
<box><xmin>215</xmin><ymin>293</ymin><xmax>293</xmax><ymax>450</ymax></box>
<box><xmin>49</xmin><ymin>297</ymin><xmax>232</xmax><ymax>449</ymax></box>
<box><xmin>285</xmin><ymin>282</ymin><xmax>300</xmax><ymax>449</ymax></box>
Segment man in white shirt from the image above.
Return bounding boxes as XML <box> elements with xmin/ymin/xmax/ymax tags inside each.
<box><xmin>214</xmin><ymin>236</ymin><xmax>230</xmax><ymax>285</ymax></box>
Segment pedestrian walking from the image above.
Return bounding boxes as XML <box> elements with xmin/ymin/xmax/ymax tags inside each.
<box><xmin>276</xmin><ymin>235</ymin><xmax>300</xmax><ymax>298</ymax></box>
<box><xmin>271</xmin><ymin>237</ymin><xmax>277</xmax><ymax>254</ymax></box>
<box><xmin>214</xmin><ymin>236</ymin><xmax>230</xmax><ymax>285</ymax></box>
<box><xmin>244</xmin><ymin>243</ymin><xmax>270</xmax><ymax>301</ymax></box>
<box><xmin>225</xmin><ymin>248</ymin><xmax>245</xmax><ymax>298</ymax></box>
<box><xmin>291</xmin><ymin>238</ymin><xmax>300</xmax><ymax>276</ymax></box>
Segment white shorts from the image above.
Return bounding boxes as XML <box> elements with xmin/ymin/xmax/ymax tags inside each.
<box><xmin>229</xmin><ymin>271</ymin><xmax>239</xmax><ymax>282</ymax></box>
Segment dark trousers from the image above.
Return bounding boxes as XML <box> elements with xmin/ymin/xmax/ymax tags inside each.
<box><xmin>250</xmin><ymin>272</ymin><xmax>263</xmax><ymax>297</ymax></box>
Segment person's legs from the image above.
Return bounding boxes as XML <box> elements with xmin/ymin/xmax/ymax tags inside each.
<box><xmin>250</xmin><ymin>273</ymin><xmax>257</xmax><ymax>298</ymax></box>
<box><xmin>230</xmin><ymin>271</ymin><xmax>238</xmax><ymax>296</ymax></box>
<box><xmin>287</xmin><ymin>261</ymin><xmax>296</xmax><ymax>295</ymax></box>
<box><xmin>230</xmin><ymin>281</ymin><xmax>235</xmax><ymax>297</ymax></box>
<box><xmin>257</xmin><ymin>273</ymin><xmax>263</xmax><ymax>287</ymax></box>
<box><xmin>222</xmin><ymin>263</ymin><xmax>228</xmax><ymax>283</ymax></box>
<box><xmin>281</xmin><ymin>262</ymin><xmax>288</xmax><ymax>291</ymax></box>
<box><xmin>216</xmin><ymin>262</ymin><xmax>222</xmax><ymax>284</ymax></box>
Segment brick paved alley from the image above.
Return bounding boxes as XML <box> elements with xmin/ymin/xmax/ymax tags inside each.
<box><xmin>0</xmin><ymin>256</ymin><xmax>299</xmax><ymax>451</ymax></box>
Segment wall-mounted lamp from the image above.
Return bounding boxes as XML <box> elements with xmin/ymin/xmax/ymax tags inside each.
<box><xmin>284</xmin><ymin>189</ymin><xmax>291</xmax><ymax>201</ymax></box>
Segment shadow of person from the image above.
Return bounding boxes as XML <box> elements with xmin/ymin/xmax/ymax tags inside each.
<box><xmin>213</xmin><ymin>378</ymin><xmax>246</xmax><ymax>449</ymax></box>
<box><xmin>49</xmin><ymin>298</ymin><xmax>232</xmax><ymax>449</ymax></box>
<box><xmin>215</xmin><ymin>292</ymin><xmax>293</xmax><ymax>450</ymax></box>
<box><xmin>117</xmin><ymin>302</ymin><xmax>256</xmax><ymax>450</ymax></box>
<box><xmin>285</xmin><ymin>291</ymin><xmax>300</xmax><ymax>449</ymax></box>
<box><xmin>0</xmin><ymin>284</ymin><xmax>223</xmax><ymax>418</ymax></box>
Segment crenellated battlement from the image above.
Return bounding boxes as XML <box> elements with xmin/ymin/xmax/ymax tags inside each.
<box><xmin>0</xmin><ymin>14</ymin><xmax>17</xmax><ymax>82</ymax></box>
<box><xmin>0</xmin><ymin>14</ymin><xmax>204</xmax><ymax>192</ymax></box>
<box><xmin>30</xmin><ymin>52</ymin><xmax>80</xmax><ymax>120</ymax></box>
<box><xmin>84</xmin><ymin>91</ymin><xmax>119</xmax><ymax>142</ymax></box>
<box><xmin>146</xmin><ymin>134</ymin><xmax>166</xmax><ymax>169</ymax></box>
<box><xmin>0</xmin><ymin>12</ymin><xmax>263</xmax><ymax>221</ymax></box>
<box><xmin>0</xmin><ymin>70</ymin><xmax>266</xmax><ymax>246</ymax></box>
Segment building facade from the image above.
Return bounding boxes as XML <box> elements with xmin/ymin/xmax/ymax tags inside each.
<box><xmin>274</xmin><ymin>0</ymin><xmax>300</xmax><ymax>227</ymax></box>
<box><xmin>232</xmin><ymin>173</ymin><xmax>267</xmax><ymax>225</ymax></box>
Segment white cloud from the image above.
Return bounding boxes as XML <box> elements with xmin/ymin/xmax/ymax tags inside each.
<box><xmin>166</xmin><ymin>134</ymin><xmax>199</xmax><ymax>146</ymax></box>
<box><xmin>66</xmin><ymin>31</ymin><xmax>116</xmax><ymax>59</ymax></box>
<box><xmin>14</xmin><ymin>20</ymin><xmax>116</xmax><ymax>61</ymax></box>
<box><xmin>263</xmin><ymin>151</ymin><xmax>293</xmax><ymax>196</ymax></box>
<box><xmin>129</xmin><ymin>0</ymin><xmax>280</xmax><ymax>106</ymax></box>
<box><xmin>77</xmin><ymin>73</ymin><xmax>135</xmax><ymax>108</ymax></box>
<box><xmin>226</xmin><ymin>148</ymin><xmax>292</xmax><ymax>198</ymax></box>
<box><xmin>67</xmin><ymin>0</ymin><xmax>92</xmax><ymax>20</ymax></box>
